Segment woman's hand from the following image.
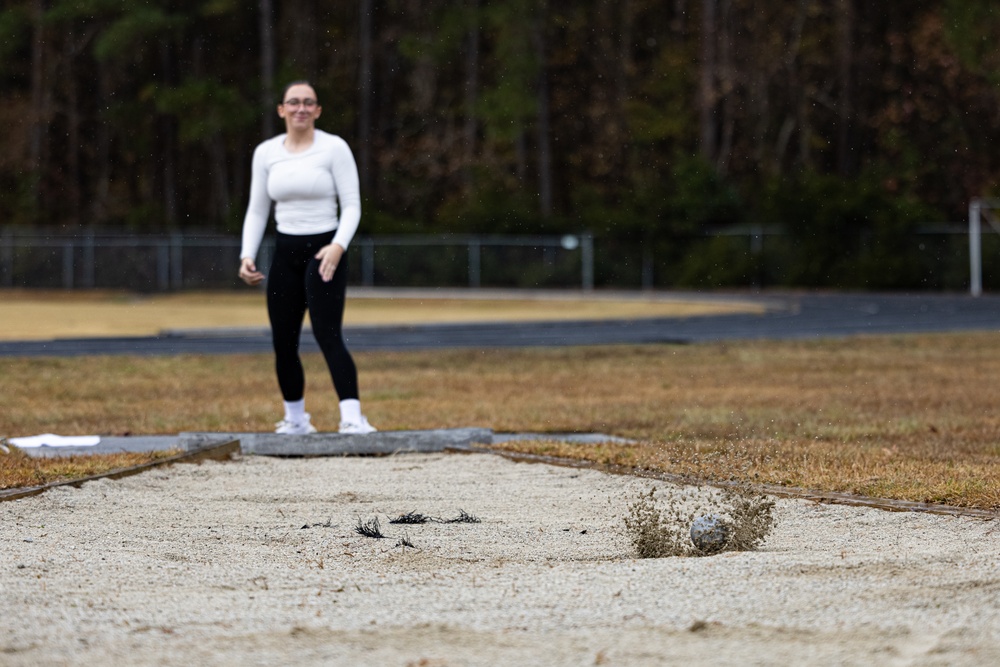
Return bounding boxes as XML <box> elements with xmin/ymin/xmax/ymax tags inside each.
<box><xmin>239</xmin><ymin>257</ymin><xmax>265</xmax><ymax>286</ymax></box>
<box><xmin>315</xmin><ymin>243</ymin><xmax>345</xmax><ymax>282</ymax></box>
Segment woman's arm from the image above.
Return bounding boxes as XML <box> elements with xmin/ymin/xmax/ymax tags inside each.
<box><xmin>239</xmin><ymin>143</ymin><xmax>272</xmax><ymax>263</ymax></box>
<box><xmin>316</xmin><ymin>137</ymin><xmax>362</xmax><ymax>282</ymax></box>
<box><xmin>330</xmin><ymin>138</ymin><xmax>362</xmax><ymax>251</ymax></box>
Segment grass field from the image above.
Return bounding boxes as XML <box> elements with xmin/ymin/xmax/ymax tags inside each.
<box><xmin>1</xmin><ymin>290</ymin><xmax>998</xmax><ymax>511</ymax></box>
<box><xmin>0</xmin><ymin>289</ymin><xmax>761</xmax><ymax>340</ymax></box>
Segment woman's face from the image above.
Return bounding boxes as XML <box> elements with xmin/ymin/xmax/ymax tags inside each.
<box><xmin>278</xmin><ymin>84</ymin><xmax>322</xmax><ymax>131</ymax></box>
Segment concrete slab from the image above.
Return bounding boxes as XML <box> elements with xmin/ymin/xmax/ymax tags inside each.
<box><xmin>16</xmin><ymin>435</ymin><xmax>186</xmax><ymax>459</ymax></box>
<box><xmin>178</xmin><ymin>427</ymin><xmax>494</xmax><ymax>456</ymax></box>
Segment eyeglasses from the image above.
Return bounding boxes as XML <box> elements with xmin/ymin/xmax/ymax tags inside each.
<box><xmin>282</xmin><ymin>98</ymin><xmax>318</xmax><ymax>109</ymax></box>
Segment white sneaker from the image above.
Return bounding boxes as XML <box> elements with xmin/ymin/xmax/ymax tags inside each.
<box><xmin>275</xmin><ymin>413</ymin><xmax>318</xmax><ymax>435</ymax></box>
<box><xmin>339</xmin><ymin>416</ymin><xmax>377</xmax><ymax>434</ymax></box>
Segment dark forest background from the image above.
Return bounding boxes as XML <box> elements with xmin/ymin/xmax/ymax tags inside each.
<box><xmin>2</xmin><ymin>0</ymin><xmax>1000</xmax><ymax>289</ymax></box>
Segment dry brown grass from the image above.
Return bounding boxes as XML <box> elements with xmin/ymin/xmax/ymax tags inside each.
<box><xmin>1</xmin><ymin>333</ymin><xmax>999</xmax><ymax>508</ymax></box>
<box><xmin>0</xmin><ymin>445</ymin><xmax>179</xmax><ymax>491</ymax></box>
<box><xmin>0</xmin><ymin>289</ymin><xmax>760</xmax><ymax>340</ymax></box>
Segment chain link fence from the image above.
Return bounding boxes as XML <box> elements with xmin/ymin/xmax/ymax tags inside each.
<box><xmin>0</xmin><ymin>231</ymin><xmax>595</xmax><ymax>291</ymax></box>
<box><xmin>0</xmin><ymin>226</ymin><xmax>979</xmax><ymax>292</ymax></box>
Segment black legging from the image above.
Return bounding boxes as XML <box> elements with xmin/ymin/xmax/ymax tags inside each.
<box><xmin>266</xmin><ymin>231</ymin><xmax>358</xmax><ymax>402</ymax></box>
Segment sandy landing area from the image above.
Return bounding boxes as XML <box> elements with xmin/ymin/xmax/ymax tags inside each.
<box><xmin>2</xmin><ymin>451</ymin><xmax>999</xmax><ymax>666</ymax></box>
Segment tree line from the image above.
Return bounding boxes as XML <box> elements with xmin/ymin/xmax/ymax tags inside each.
<box><xmin>1</xmin><ymin>0</ymin><xmax>999</xmax><ymax>288</ymax></box>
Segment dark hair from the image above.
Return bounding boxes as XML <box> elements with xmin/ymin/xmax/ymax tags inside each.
<box><xmin>280</xmin><ymin>80</ymin><xmax>317</xmax><ymax>103</ymax></box>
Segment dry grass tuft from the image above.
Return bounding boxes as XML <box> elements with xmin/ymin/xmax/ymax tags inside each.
<box><xmin>395</xmin><ymin>535</ymin><xmax>417</xmax><ymax>549</ymax></box>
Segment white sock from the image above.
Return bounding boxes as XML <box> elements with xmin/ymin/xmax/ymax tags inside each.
<box><xmin>284</xmin><ymin>399</ymin><xmax>306</xmax><ymax>422</ymax></box>
<box><xmin>339</xmin><ymin>399</ymin><xmax>362</xmax><ymax>424</ymax></box>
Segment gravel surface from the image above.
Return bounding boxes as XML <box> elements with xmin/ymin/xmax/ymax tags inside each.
<box><xmin>2</xmin><ymin>452</ymin><xmax>999</xmax><ymax>666</ymax></box>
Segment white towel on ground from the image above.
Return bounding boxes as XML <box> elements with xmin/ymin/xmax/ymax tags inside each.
<box><xmin>9</xmin><ymin>434</ymin><xmax>102</xmax><ymax>448</ymax></box>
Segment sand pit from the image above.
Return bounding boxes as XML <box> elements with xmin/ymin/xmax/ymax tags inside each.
<box><xmin>2</xmin><ymin>451</ymin><xmax>999</xmax><ymax>665</ymax></box>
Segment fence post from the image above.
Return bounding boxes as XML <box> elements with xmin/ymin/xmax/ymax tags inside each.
<box><xmin>468</xmin><ymin>238</ymin><xmax>481</xmax><ymax>288</ymax></box>
<box><xmin>641</xmin><ymin>244</ymin><xmax>654</xmax><ymax>290</ymax></box>
<box><xmin>82</xmin><ymin>232</ymin><xmax>95</xmax><ymax>288</ymax></box>
<box><xmin>970</xmin><ymin>199</ymin><xmax>982</xmax><ymax>297</ymax></box>
<box><xmin>157</xmin><ymin>240</ymin><xmax>170</xmax><ymax>291</ymax></box>
<box><xmin>170</xmin><ymin>233</ymin><xmax>183</xmax><ymax>290</ymax></box>
<box><xmin>361</xmin><ymin>238</ymin><xmax>375</xmax><ymax>287</ymax></box>
<box><xmin>62</xmin><ymin>241</ymin><xmax>74</xmax><ymax>289</ymax></box>
<box><xmin>750</xmin><ymin>224</ymin><xmax>763</xmax><ymax>254</ymax></box>
<box><xmin>750</xmin><ymin>224</ymin><xmax>764</xmax><ymax>289</ymax></box>
<box><xmin>1</xmin><ymin>230</ymin><xmax>11</xmax><ymax>288</ymax></box>
<box><xmin>581</xmin><ymin>233</ymin><xmax>594</xmax><ymax>291</ymax></box>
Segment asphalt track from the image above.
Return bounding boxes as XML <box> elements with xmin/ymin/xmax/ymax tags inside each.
<box><xmin>1</xmin><ymin>292</ymin><xmax>999</xmax><ymax>357</ymax></box>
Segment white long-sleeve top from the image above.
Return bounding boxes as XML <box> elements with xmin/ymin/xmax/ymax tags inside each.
<box><xmin>240</xmin><ymin>129</ymin><xmax>362</xmax><ymax>261</ymax></box>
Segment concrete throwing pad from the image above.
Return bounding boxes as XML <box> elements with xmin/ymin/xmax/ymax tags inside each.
<box><xmin>179</xmin><ymin>427</ymin><xmax>494</xmax><ymax>456</ymax></box>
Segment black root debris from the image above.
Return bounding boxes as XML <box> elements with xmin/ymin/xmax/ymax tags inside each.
<box><xmin>355</xmin><ymin>516</ymin><xmax>386</xmax><ymax>539</ymax></box>
<box><xmin>352</xmin><ymin>510</ymin><xmax>481</xmax><ymax>541</ymax></box>
<box><xmin>444</xmin><ymin>509</ymin><xmax>481</xmax><ymax>524</ymax></box>
<box><xmin>389</xmin><ymin>512</ymin><xmax>430</xmax><ymax>525</ymax></box>
<box><xmin>390</xmin><ymin>509</ymin><xmax>481</xmax><ymax>524</ymax></box>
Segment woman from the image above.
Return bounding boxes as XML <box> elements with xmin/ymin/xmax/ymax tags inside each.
<box><xmin>238</xmin><ymin>80</ymin><xmax>376</xmax><ymax>435</ymax></box>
